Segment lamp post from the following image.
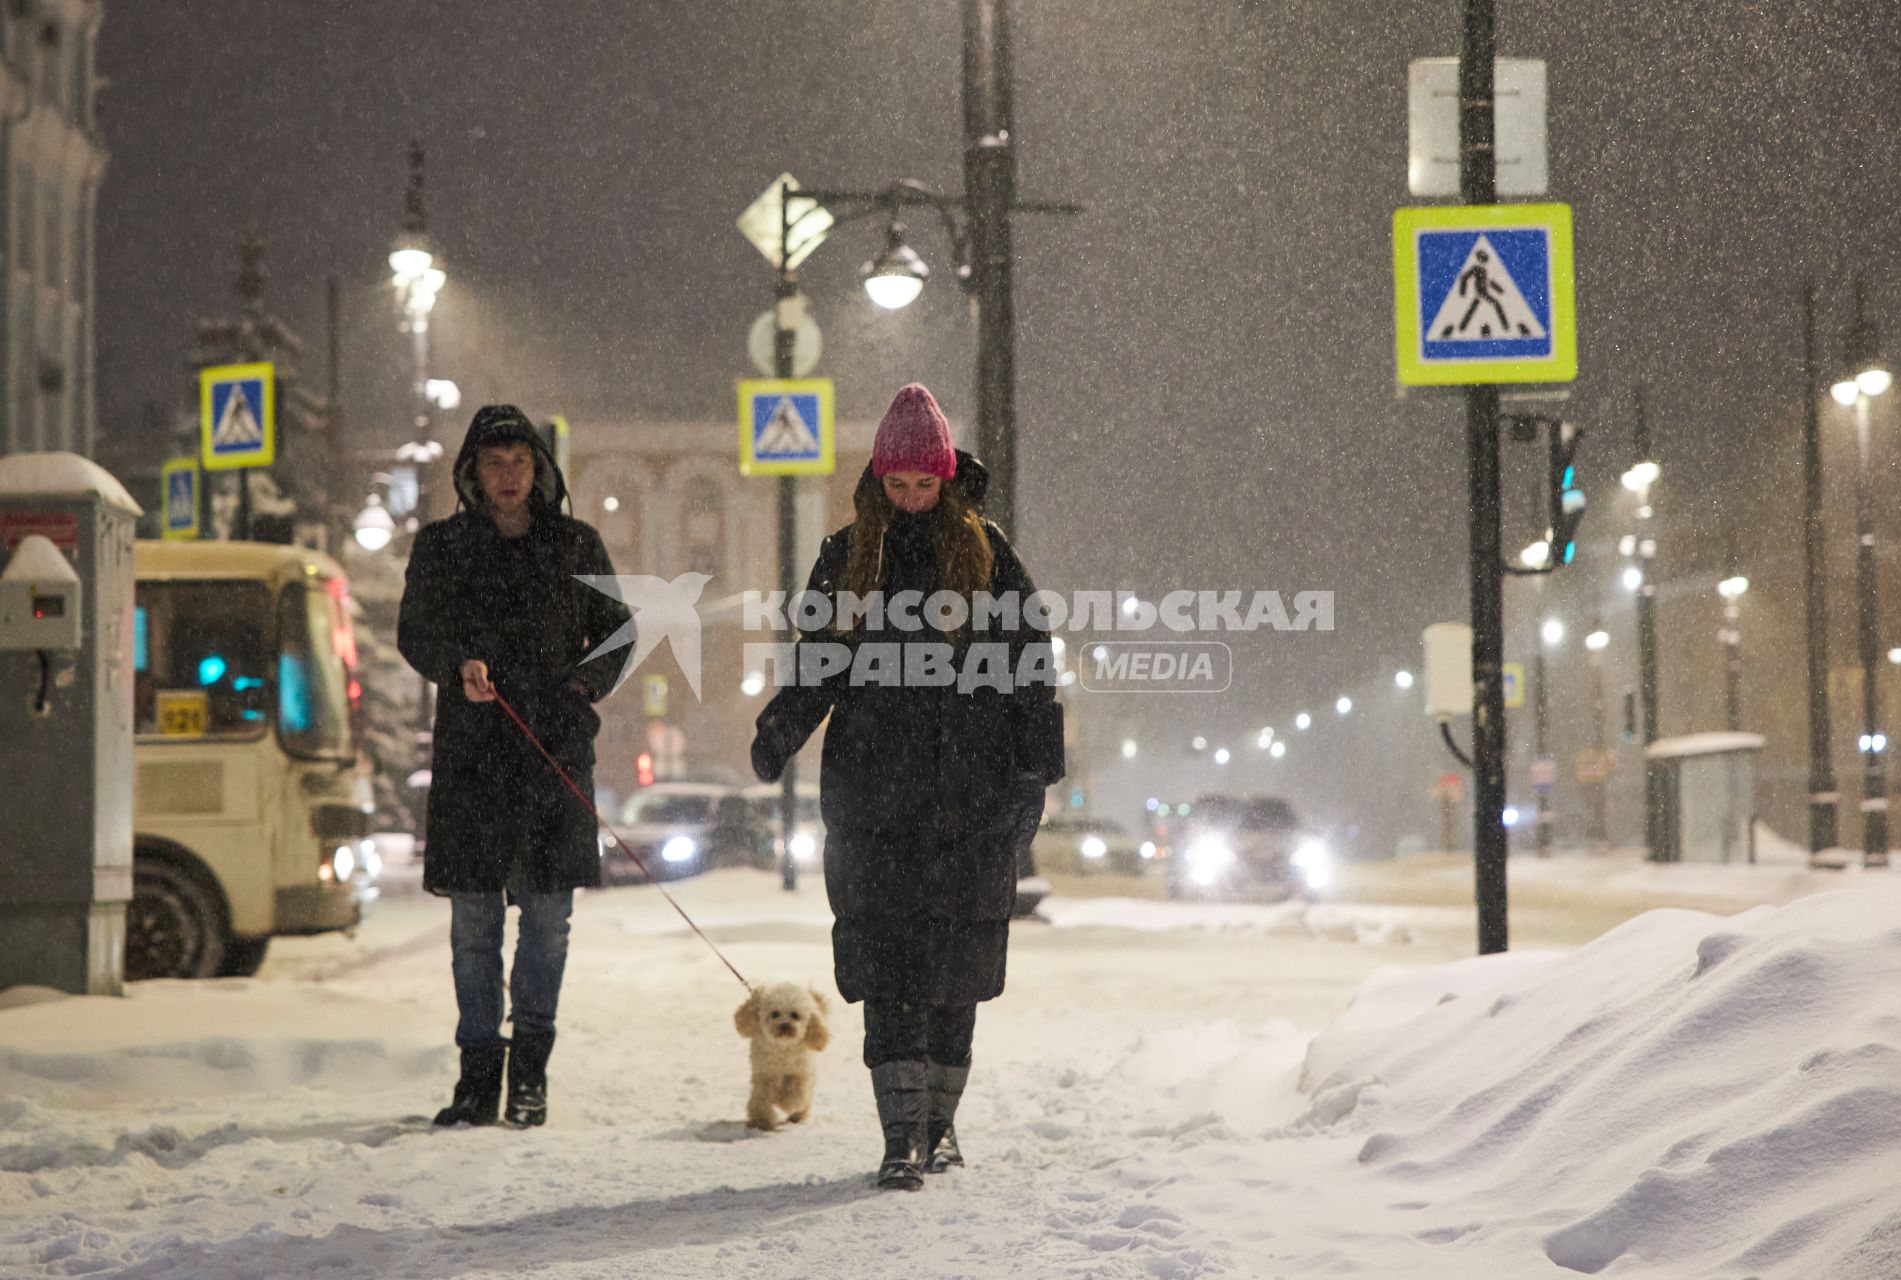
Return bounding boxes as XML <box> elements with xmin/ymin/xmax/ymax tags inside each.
<box><xmin>390</xmin><ymin>141</ymin><xmax>447</xmax><ymax>522</ymax></box>
<box><xmin>1622</xmin><ymin>387</ymin><xmax>1665</xmax><ymax>859</ymax></box>
<box><xmin>1533</xmin><ymin>614</ymin><xmax>1562</xmax><ymax>857</ymax></box>
<box><xmin>1832</xmin><ymin>276</ymin><xmax>1893</xmax><ymax>868</ymax></box>
<box><xmin>1799</xmin><ymin>284</ymin><xmax>1842</xmax><ymax>861</ymax></box>
<box><xmin>1716</xmin><ymin>531</ymin><xmax>1748</xmax><ymax>734</ymax></box>
<box><xmin>1584</xmin><ymin>621</ymin><xmax>1611</xmax><ymax>851</ymax></box>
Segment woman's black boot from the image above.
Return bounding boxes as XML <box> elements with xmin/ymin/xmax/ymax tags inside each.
<box><xmin>871</xmin><ymin>1060</ymin><xmax>928</xmax><ymax>1190</ymax></box>
<box><xmin>924</xmin><ymin>1062</ymin><xmax>969</xmax><ymax>1172</ymax></box>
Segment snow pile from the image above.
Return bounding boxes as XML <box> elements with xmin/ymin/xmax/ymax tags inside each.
<box><xmin>1079</xmin><ymin>885</ymin><xmax>1901</xmax><ymax>1276</ymax></box>
<box><xmin>1037</xmin><ymin>894</ymin><xmax>1455</xmax><ymax>944</ymax></box>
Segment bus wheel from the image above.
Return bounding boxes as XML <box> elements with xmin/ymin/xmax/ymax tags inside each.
<box><xmin>219</xmin><ymin>937</ymin><xmax>271</xmax><ymax>978</ymax></box>
<box><xmin>126</xmin><ymin>860</ymin><xmax>228</xmax><ymax>980</ymax></box>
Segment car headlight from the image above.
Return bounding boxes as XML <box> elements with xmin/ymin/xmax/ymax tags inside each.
<box><xmin>789</xmin><ymin>831</ymin><xmax>817</xmax><ymax>861</ymax></box>
<box><xmin>661</xmin><ymin>836</ymin><xmax>697</xmax><ymax>864</ymax></box>
<box><xmin>1139</xmin><ymin>841</ymin><xmax>1156</xmax><ymax>860</ymax></box>
<box><xmin>1293</xmin><ymin>837</ymin><xmax>1333</xmax><ymax>889</ymax></box>
<box><xmin>1080</xmin><ymin>836</ymin><xmax>1107</xmax><ymax>860</ymax></box>
<box><xmin>1185</xmin><ymin>838</ymin><xmax>1234</xmax><ymax>871</ymax></box>
<box><xmin>359</xmin><ymin>838</ymin><xmax>382</xmax><ymax>882</ymax></box>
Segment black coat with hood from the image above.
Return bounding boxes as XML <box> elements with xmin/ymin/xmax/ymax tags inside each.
<box><xmin>397</xmin><ymin>405</ymin><xmax>632</xmax><ymax>895</ymax></box>
<box><xmin>751</xmin><ymin>452</ymin><xmax>1065</xmax><ymax>1006</ymax></box>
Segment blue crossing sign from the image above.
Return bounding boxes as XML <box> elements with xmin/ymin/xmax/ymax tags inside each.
<box><xmin>737</xmin><ymin>378</ymin><xmax>834</xmax><ymax>476</ymax></box>
<box><xmin>161</xmin><ymin>457</ymin><xmax>199</xmax><ymax>540</ymax></box>
<box><xmin>199</xmin><ymin>362</ymin><xmax>276</xmax><ymax>471</ymax></box>
<box><xmin>1393</xmin><ymin>204</ymin><xmax>1576</xmax><ymax>386</ymax></box>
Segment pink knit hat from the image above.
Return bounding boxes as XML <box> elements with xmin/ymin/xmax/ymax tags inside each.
<box><xmin>871</xmin><ymin>383</ymin><xmax>957</xmax><ymax>479</ymax></box>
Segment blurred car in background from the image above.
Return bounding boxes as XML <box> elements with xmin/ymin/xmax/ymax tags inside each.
<box><xmin>1031</xmin><ymin>814</ymin><xmax>1152</xmax><ymax>876</ymax></box>
<box><xmin>607</xmin><ymin>782</ymin><xmax>730</xmax><ymax>883</ymax></box>
<box><xmin>735</xmin><ymin>783</ymin><xmax>825</xmax><ymax>871</ymax></box>
<box><xmin>1163</xmin><ymin>794</ymin><xmax>1332</xmax><ymax>901</ymax></box>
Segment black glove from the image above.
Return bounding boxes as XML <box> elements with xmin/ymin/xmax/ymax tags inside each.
<box><xmin>751</xmin><ymin>729</ymin><xmax>785</xmax><ymax>783</ymax></box>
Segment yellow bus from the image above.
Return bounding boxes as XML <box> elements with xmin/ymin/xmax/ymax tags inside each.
<box><xmin>131</xmin><ymin>540</ymin><xmax>378</xmax><ymax>978</ymax></box>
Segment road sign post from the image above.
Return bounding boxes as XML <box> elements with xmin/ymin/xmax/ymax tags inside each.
<box><xmin>199</xmin><ymin>362</ymin><xmax>275</xmax><ymax>541</ymax></box>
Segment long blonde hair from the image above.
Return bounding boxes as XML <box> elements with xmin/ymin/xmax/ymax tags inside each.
<box><xmin>838</xmin><ymin>479</ymin><xmax>994</xmax><ymax>632</ymax></box>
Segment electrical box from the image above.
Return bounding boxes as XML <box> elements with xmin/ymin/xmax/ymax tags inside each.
<box><xmin>1422</xmin><ymin>622</ymin><xmax>1474</xmax><ymax>719</ymax></box>
<box><xmin>0</xmin><ymin>534</ymin><xmax>82</xmax><ymax>650</ymax></box>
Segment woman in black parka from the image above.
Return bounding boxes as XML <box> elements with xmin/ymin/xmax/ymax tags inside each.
<box><xmin>751</xmin><ymin>383</ymin><xmax>1065</xmax><ymax>1190</ymax></box>
<box><xmin>398</xmin><ymin>404</ymin><xmax>630</xmax><ymax>1129</ymax></box>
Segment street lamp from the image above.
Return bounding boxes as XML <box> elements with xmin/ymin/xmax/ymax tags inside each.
<box><xmin>1541</xmin><ymin>617</ymin><xmax>1564</xmax><ymax>646</ymax></box>
<box><xmin>861</xmin><ymin>222</ymin><xmax>930</xmax><ymax>310</ymax></box>
<box><xmin>352</xmin><ymin>495</ymin><xmax>395</xmax><ymax>552</ymax></box>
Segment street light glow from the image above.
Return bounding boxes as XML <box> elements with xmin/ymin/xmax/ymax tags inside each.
<box><xmin>1889</xmin><ymin>646</ymin><xmax>1901</xmax><ymax>665</ymax></box>
<box><xmin>1269</xmin><ymin>740</ymin><xmax>1287</xmax><ymax>759</ymax></box>
<box><xmin>1585</xmin><ymin>628</ymin><xmax>1610</xmax><ymax>651</ymax></box>
<box><xmin>740</xmin><ymin>671</ymin><xmax>766</xmax><ymax>697</ymax></box>
<box><xmin>1832</xmin><ymin>377</ymin><xmax>1862</xmax><ymax>406</ymax></box>
<box><xmin>1121</xmin><ymin>738</ymin><xmax>1138</xmax><ymax>759</ymax></box>
<box><xmin>1859</xmin><ymin>368</ymin><xmax>1894</xmax><ymax>397</ymax></box>
<box><xmin>862</xmin><ymin>226</ymin><xmax>929</xmax><ymax>310</ymax></box>
<box><xmin>1214</xmin><ymin>747</ymin><xmax>1231</xmax><ymax>765</ymax></box>
<box><xmin>1621</xmin><ymin>459</ymin><xmax>1661</xmax><ymax>491</ymax></box>
<box><xmin>1541</xmin><ymin>618</ymin><xmax>1565</xmax><ymax>646</ymax></box>
<box><xmin>1336</xmin><ymin>696</ymin><xmax>1352</xmax><ymax>715</ymax></box>
<box><xmin>1520</xmin><ymin>539</ymin><xmax>1552</xmax><ymax>569</ymax></box>
<box><xmin>1295</xmin><ymin>712</ymin><xmax>1312</xmax><ymax>730</ymax></box>
<box><xmin>1395</xmin><ymin>670</ymin><xmax>1414</xmax><ymax>689</ymax></box>
<box><xmin>1618</xmin><ymin>534</ymin><xmax>1637</xmax><ymax>556</ymax></box>
<box><xmin>1717</xmin><ymin>574</ymin><xmax>1750</xmax><ymax>600</ymax></box>
<box><xmin>388</xmin><ymin>245</ymin><xmax>433</xmax><ymax>281</ymax></box>
<box><xmin>1622</xmin><ymin>566</ymin><xmax>1644</xmax><ymax>591</ymax></box>
<box><xmin>353</xmin><ymin>497</ymin><xmax>395</xmax><ymax>552</ymax></box>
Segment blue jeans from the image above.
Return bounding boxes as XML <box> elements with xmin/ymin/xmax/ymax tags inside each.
<box><xmin>449</xmin><ymin>891</ymin><xmax>574</xmax><ymax>1049</ymax></box>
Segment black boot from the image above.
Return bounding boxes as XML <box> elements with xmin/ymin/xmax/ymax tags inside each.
<box><xmin>870</xmin><ymin>1060</ymin><xmax>928</xmax><ymax>1191</ymax></box>
<box><xmin>433</xmin><ymin>1044</ymin><xmax>507</xmax><ymax>1126</ymax></box>
<box><xmin>924</xmin><ymin>1062</ymin><xmax>970</xmax><ymax>1172</ymax></box>
<box><xmin>505</xmin><ymin>1030</ymin><xmax>556</xmax><ymax>1127</ymax></box>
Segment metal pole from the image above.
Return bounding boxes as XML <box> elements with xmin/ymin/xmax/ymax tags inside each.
<box><xmin>1460</xmin><ymin>0</ymin><xmax>1508</xmax><ymax>954</ymax></box>
<box><xmin>1588</xmin><ymin>637</ymin><xmax>1610</xmax><ymax>852</ymax></box>
<box><xmin>963</xmin><ymin>0</ymin><xmax>1019</xmax><ymax>536</ymax></box>
<box><xmin>1723</xmin><ymin>599</ymin><xmax>1743</xmax><ymax>732</ymax></box>
<box><xmin>1801</xmin><ymin>281</ymin><xmax>1841</xmax><ymax>856</ymax></box>
<box><xmin>775</xmin><ymin>183</ymin><xmax>801</xmax><ymax>893</ymax></box>
<box><xmin>1855</xmin><ymin>392</ymin><xmax>1889</xmax><ymax>865</ymax></box>
<box><xmin>1533</xmin><ymin>635</ymin><xmax>1552</xmax><ymax>857</ymax></box>
<box><xmin>327</xmin><ymin>276</ymin><xmax>345</xmax><ymax>556</ymax></box>
<box><xmin>1633</xmin><ymin>388</ymin><xmax>1664</xmax><ymax>859</ymax></box>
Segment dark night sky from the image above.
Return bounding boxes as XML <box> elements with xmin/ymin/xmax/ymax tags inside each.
<box><xmin>95</xmin><ymin>1</ymin><xmax>1901</xmax><ymax>851</ymax></box>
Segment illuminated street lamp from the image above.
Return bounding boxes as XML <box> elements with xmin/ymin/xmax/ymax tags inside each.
<box><xmin>352</xmin><ymin>495</ymin><xmax>395</xmax><ymax>552</ymax></box>
<box><xmin>861</xmin><ymin>222</ymin><xmax>930</xmax><ymax>310</ymax></box>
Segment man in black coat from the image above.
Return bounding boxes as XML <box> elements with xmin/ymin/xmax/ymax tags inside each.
<box><xmin>398</xmin><ymin>404</ymin><xmax>631</xmax><ymax>1128</ymax></box>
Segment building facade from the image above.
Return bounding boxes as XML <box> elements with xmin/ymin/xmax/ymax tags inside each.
<box><xmin>0</xmin><ymin>0</ymin><xmax>104</xmax><ymax>458</ymax></box>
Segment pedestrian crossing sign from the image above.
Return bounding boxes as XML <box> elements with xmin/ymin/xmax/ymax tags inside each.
<box><xmin>161</xmin><ymin>457</ymin><xmax>199</xmax><ymax>540</ymax></box>
<box><xmin>199</xmin><ymin>362</ymin><xmax>276</xmax><ymax>471</ymax></box>
<box><xmin>1393</xmin><ymin>204</ymin><xmax>1575</xmax><ymax>386</ymax></box>
<box><xmin>738</xmin><ymin>378</ymin><xmax>834</xmax><ymax>476</ymax></box>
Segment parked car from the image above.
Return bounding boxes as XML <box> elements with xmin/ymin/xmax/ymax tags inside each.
<box><xmin>1163</xmin><ymin>794</ymin><xmax>1332</xmax><ymax>902</ymax></box>
<box><xmin>608</xmin><ymin>782</ymin><xmax>730</xmax><ymax>883</ymax></box>
<box><xmin>1032</xmin><ymin>814</ymin><xmax>1151</xmax><ymax>876</ymax></box>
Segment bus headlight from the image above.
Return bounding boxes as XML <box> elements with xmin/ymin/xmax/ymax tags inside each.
<box><xmin>661</xmin><ymin>836</ymin><xmax>698</xmax><ymax>864</ymax></box>
<box><xmin>1080</xmin><ymin>836</ymin><xmax>1107</xmax><ymax>860</ymax></box>
<box><xmin>332</xmin><ymin>843</ymin><xmax>357</xmax><ymax>881</ymax></box>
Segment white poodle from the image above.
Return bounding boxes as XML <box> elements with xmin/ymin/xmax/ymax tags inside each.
<box><xmin>734</xmin><ymin>982</ymin><xmax>832</xmax><ymax>1130</ymax></box>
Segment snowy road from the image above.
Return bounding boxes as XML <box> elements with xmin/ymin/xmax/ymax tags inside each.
<box><xmin>4</xmin><ymin>854</ymin><xmax>1899</xmax><ymax>1278</ymax></box>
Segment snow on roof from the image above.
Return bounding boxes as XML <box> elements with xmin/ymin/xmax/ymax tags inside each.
<box><xmin>0</xmin><ymin>452</ymin><xmax>143</xmax><ymax>516</ymax></box>
<box><xmin>1644</xmin><ymin>730</ymin><xmax>1766</xmax><ymax>759</ymax></box>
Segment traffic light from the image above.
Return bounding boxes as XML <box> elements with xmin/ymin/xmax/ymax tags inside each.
<box><xmin>1548</xmin><ymin>420</ymin><xmax>1586</xmax><ymax>567</ymax></box>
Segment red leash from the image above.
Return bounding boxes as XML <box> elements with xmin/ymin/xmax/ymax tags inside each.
<box><xmin>492</xmin><ymin>690</ymin><xmax>751</xmax><ymax>990</ymax></box>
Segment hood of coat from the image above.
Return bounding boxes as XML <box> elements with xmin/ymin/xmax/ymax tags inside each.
<box><xmin>451</xmin><ymin>404</ymin><xmax>569</xmax><ymax>515</ymax></box>
<box><xmin>852</xmin><ymin>448</ymin><xmax>989</xmax><ymax>517</ymax></box>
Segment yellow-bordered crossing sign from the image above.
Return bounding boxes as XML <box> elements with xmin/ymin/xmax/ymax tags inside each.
<box><xmin>199</xmin><ymin>362</ymin><xmax>276</xmax><ymax>470</ymax></box>
<box><xmin>1393</xmin><ymin>204</ymin><xmax>1576</xmax><ymax>386</ymax></box>
<box><xmin>738</xmin><ymin>378</ymin><xmax>834</xmax><ymax>476</ymax></box>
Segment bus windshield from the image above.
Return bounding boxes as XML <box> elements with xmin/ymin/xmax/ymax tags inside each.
<box><xmin>135</xmin><ymin>580</ymin><xmax>273</xmax><ymax>740</ymax></box>
<box><xmin>276</xmin><ymin>577</ymin><xmax>360</xmax><ymax>760</ymax></box>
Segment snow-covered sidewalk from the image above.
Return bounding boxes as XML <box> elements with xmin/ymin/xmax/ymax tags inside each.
<box><xmin>4</xmin><ymin>858</ymin><xmax>1899</xmax><ymax>1277</ymax></box>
